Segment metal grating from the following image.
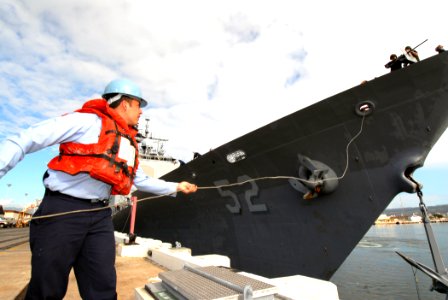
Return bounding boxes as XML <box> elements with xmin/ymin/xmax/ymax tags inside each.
<box><xmin>159</xmin><ymin>266</ymin><xmax>277</xmax><ymax>299</ymax></box>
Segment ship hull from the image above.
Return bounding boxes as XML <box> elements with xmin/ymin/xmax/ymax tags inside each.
<box><xmin>114</xmin><ymin>53</ymin><xmax>448</xmax><ymax>280</ymax></box>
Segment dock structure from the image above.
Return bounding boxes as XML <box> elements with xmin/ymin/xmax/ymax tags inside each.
<box><xmin>116</xmin><ymin>232</ymin><xmax>339</xmax><ymax>299</ymax></box>
<box><xmin>148</xmin><ymin>265</ymin><xmax>277</xmax><ymax>299</ymax></box>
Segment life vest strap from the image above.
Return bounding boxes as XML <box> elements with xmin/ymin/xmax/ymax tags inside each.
<box><xmin>58</xmin><ymin>153</ymin><xmax>131</xmax><ymax>177</ymax></box>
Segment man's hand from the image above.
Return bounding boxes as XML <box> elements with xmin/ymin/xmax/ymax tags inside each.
<box><xmin>177</xmin><ymin>181</ymin><xmax>198</xmax><ymax>194</ymax></box>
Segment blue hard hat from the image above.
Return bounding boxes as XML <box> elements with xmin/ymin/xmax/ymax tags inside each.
<box><xmin>102</xmin><ymin>78</ymin><xmax>148</xmax><ymax>108</ymax></box>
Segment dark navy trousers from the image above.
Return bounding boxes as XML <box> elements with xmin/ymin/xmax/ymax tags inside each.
<box><xmin>25</xmin><ymin>191</ymin><xmax>117</xmax><ymax>300</ymax></box>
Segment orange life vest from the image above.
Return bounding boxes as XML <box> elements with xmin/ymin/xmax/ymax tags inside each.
<box><xmin>47</xmin><ymin>99</ymin><xmax>139</xmax><ymax>195</ymax></box>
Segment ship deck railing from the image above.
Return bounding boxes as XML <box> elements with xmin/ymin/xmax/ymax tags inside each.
<box><xmin>139</xmin><ymin>153</ymin><xmax>178</xmax><ymax>163</ymax></box>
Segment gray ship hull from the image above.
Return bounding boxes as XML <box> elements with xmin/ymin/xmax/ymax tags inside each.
<box><xmin>114</xmin><ymin>52</ymin><xmax>448</xmax><ymax>280</ymax></box>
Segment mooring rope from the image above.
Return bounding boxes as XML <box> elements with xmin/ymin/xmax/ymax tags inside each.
<box><xmin>29</xmin><ymin>114</ymin><xmax>366</xmax><ymax>221</ymax></box>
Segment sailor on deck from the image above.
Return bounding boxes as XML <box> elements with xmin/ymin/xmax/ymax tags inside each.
<box><xmin>0</xmin><ymin>78</ymin><xmax>198</xmax><ymax>300</ymax></box>
<box><xmin>436</xmin><ymin>45</ymin><xmax>445</xmax><ymax>53</ymax></box>
<box><xmin>385</xmin><ymin>54</ymin><xmax>404</xmax><ymax>72</ymax></box>
<box><xmin>403</xmin><ymin>46</ymin><xmax>420</xmax><ymax>66</ymax></box>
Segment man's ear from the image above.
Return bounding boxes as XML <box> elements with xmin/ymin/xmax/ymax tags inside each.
<box><xmin>121</xmin><ymin>99</ymin><xmax>129</xmax><ymax>110</ymax></box>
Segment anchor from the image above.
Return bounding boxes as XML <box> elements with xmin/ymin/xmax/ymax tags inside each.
<box><xmin>288</xmin><ymin>154</ymin><xmax>339</xmax><ymax>199</ymax></box>
<box><xmin>396</xmin><ymin>175</ymin><xmax>448</xmax><ymax>298</ymax></box>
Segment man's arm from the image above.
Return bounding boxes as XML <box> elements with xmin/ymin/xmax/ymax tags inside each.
<box><xmin>0</xmin><ymin>113</ymin><xmax>101</xmax><ymax>179</ymax></box>
<box><xmin>132</xmin><ymin>166</ymin><xmax>197</xmax><ymax>195</ymax></box>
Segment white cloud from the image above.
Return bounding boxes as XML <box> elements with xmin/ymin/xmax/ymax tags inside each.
<box><xmin>0</xmin><ymin>198</ymin><xmax>15</xmax><ymax>207</ymax></box>
<box><xmin>423</xmin><ymin>131</ymin><xmax>448</xmax><ymax>167</ymax></box>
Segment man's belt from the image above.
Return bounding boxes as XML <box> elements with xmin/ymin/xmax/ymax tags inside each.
<box><xmin>44</xmin><ymin>188</ymin><xmax>109</xmax><ymax>206</ymax></box>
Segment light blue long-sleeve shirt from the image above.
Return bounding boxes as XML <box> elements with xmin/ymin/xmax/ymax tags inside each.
<box><xmin>0</xmin><ymin>112</ymin><xmax>178</xmax><ymax>200</ymax></box>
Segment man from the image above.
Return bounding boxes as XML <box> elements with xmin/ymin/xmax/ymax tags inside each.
<box><xmin>403</xmin><ymin>46</ymin><xmax>420</xmax><ymax>66</ymax></box>
<box><xmin>384</xmin><ymin>54</ymin><xmax>403</xmax><ymax>72</ymax></box>
<box><xmin>0</xmin><ymin>78</ymin><xmax>198</xmax><ymax>299</ymax></box>
<box><xmin>436</xmin><ymin>45</ymin><xmax>445</xmax><ymax>53</ymax></box>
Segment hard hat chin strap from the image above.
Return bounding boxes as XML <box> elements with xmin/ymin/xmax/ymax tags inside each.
<box><xmin>107</xmin><ymin>94</ymin><xmax>123</xmax><ymax>105</ymax></box>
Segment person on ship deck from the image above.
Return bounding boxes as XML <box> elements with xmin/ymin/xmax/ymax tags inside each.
<box><xmin>385</xmin><ymin>53</ymin><xmax>404</xmax><ymax>72</ymax></box>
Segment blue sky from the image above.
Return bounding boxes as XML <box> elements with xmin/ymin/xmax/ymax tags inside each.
<box><xmin>1</xmin><ymin>0</ymin><xmax>447</xmax><ymax>209</ymax></box>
